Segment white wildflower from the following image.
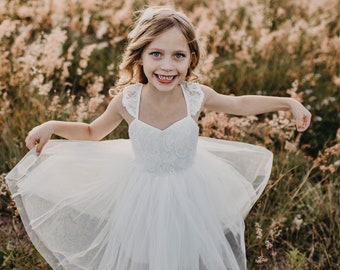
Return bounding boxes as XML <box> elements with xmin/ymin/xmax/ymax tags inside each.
<box><xmin>255</xmin><ymin>222</ymin><xmax>263</xmax><ymax>239</ymax></box>
<box><xmin>293</xmin><ymin>214</ymin><xmax>303</xmax><ymax>230</ymax></box>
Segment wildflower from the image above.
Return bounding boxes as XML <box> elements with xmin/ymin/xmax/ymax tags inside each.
<box><xmin>255</xmin><ymin>222</ymin><xmax>263</xmax><ymax>239</ymax></box>
<box><xmin>293</xmin><ymin>214</ymin><xmax>303</xmax><ymax>230</ymax></box>
<box><xmin>320</xmin><ymin>164</ymin><xmax>336</xmax><ymax>174</ymax></box>
<box><xmin>269</xmin><ymin>226</ymin><xmax>281</xmax><ymax>241</ymax></box>
<box><xmin>80</xmin><ymin>44</ymin><xmax>97</xmax><ymax>60</ymax></box>
<box><xmin>0</xmin><ymin>173</ymin><xmax>9</xmax><ymax>196</ymax></box>
<box><xmin>0</xmin><ymin>19</ymin><xmax>19</xmax><ymax>39</ymax></box>
<box><xmin>328</xmin><ymin>164</ymin><xmax>336</xmax><ymax>173</ymax></box>
<box><xmin>87</xmin><ymin>76</ymin><xmax>104</xmax><ymax>97</ymax></box>
<box><xmin>79</xmin><ymin>59</ymin><xmax>88</xmax><ymax>69</ymax></box>
<box><xmin>0</xmin><ymin>51</ymin><xmax>11</xmax><ymax>78</ymax></box>
<box><xmin>76</xmin><ymin>96</ymin><xmax>88</xmax><ymax>122</ymax></box>
<box><xmin>200</xmin><ymin>54</ymin><xmax>215</xmax><ymax>79</ymax></box>
<box><xmin>16</xmin><ymin>4</ymin><xmax>36</xmax><ymax>19</ymax></box>
<box><xmin>82</xmin><ymin>10</ymin><xmax>91</xmax><ymax>33</ymax></box>
<box><xmin>194</xmin><ymin>10</ymin><xmax>216</xmax><ymax>54</ymax></box>
<box><xmin>48</xmin><ymin>95</ymin><xmax>61</xmax><ymax>113</ymax></box>
<box><xmin>265</xmin><ymin>240</ymin><xmax>273</xmax><ymax>250</ymax></box>
<box><xmin>109</xmin><ymin>0</ymin><xmax>133</xmax><ymax>25</ymax></box>
<box><xmin>0</xmin><ymin>1</ymin><xmax>5</xmax><ymax>16</ymax></box>
<box><xmin>88</xmin><ymin>95</ymin><xmax>105</xmax><ymax>113</ymax></box>
<box><xmin>67</xmin><ymin>42</ymin><xmax>77</xmax><ymax>61</ymax></box>
<box><xmin>276</xmin><ymin>7</ymin><xmax>286</xmax><ymax>19</ymax></box>
<box><xmin>286</xmin><ymin>80</ymin><xmax>303</xmax><ymax>102</ymax></box>
<box><xmin>81</xmin><ymin>0</ymin><xmax>98</xmax><ymax>11</ymax></box>
<box><xmin>285</xmin><ymin>140</ymin><xmax>297</xmax><ymax>152</ymax></box>
<box><xmin>31</xmin><ymin>74</ymin><xmax>45</xmax><ymax>89</ymax></box>
<box><xmin>96</xmin><ymin>21</ymin><xmax>108</xmax><ymax>39</ymax></box>
<box><xmin>10</xmin><ymin>31</ymin><xmax>26</xmax><ymax>58</ymax></box>
<box><xmin>61</xmin><ymin>61</ymin><xmax>72</xmax><ymax>80</ymax></box>
<box><xmin>107</xmin><ymin>63</ymin><xmax>115</xmax><ymax>76</ymax></box>
<box><xmin>38</xmin><ymin>81</ymin><xmax>53</xmax><ymax>96</ymax></box>
<box><xmin>255</xmin><ymin>255</ymin><xmax>268</xmax><ymax>264</ymax></box>
<box><xmin>320</xmin><ymin>38</ymin><xmax>329</xmax><ymax>54</ymax></box>
<box><xmin>79</xmin><ymin>44</ymin><xmax>97</xmax><ymax>70</ymax></box>
<box><xmin>49</xmin><ymin>0</ymin><xmax>69</xmax><ymax>26</ymax></box>
<box><xmin>63</xmin><ymin>90</ymin><xmax>76</xmax><ymax>116</ymax></box>
<box><xmin>0</xmin><ymin>91</ymin><xmax>10</xmax><ymax>115</ymax></box>
<box><xmin>40</xmin><ymin>28</ymin><xmax>67</xmax><ymax>77</ymax></box>
<box><xmin>332</xmin><ymin>76</ymin><xmax>340</xmax><ymax>87</ymax></box>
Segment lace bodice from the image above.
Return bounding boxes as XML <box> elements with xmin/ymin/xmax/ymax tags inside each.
<box><xmin>123</xmin><ymin>82</ymin><xmax>204</xmax><ymax>173</ymax></box>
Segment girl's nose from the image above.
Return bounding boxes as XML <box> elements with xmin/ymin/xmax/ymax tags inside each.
<box><xmin>160</xmin><ymin>58</ymin><xmax>174</xmax><ymax>71</ymax></box>
<box><xmin>160</xmin><ymin>65</ymin><xmax>173</xmax><ymax>71</ymax></box>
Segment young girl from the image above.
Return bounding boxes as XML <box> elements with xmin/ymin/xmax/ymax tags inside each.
<box><xmin>6</xmin><ymin>6</ymin><xmax>311</xmax><ymax>270</ymax></box>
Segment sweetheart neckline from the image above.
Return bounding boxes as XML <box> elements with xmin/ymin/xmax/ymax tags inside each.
<box><xmin>129</xmin><ymin>116</ymin><xmax>196</xmax><ymax>132</ymax></box>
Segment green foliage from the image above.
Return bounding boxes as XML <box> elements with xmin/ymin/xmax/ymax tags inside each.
<box><xmin>286</xmin><ymin>249</ymin><xmax>308</xmax><ymax>270</ymax></box>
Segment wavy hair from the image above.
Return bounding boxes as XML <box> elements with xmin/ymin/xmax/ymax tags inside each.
<box><xmin>116</xmin><ymin>6</ymin><xmax>201</xmax><ymax>91</ymax></box>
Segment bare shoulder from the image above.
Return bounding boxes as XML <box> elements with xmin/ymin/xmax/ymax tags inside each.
<box><xmin>198</xmin><ymin>84</ymin><xmax>223</xmax><ymax>105</ymax></box>
<box><xmin>107</xmin><ymin>91</ymin><xmax>134</xmax><ymax>123</ymax></box>
<box><xmin>199</xmin><ymin>84</ymin><xmax>213</xmax><ymax>90</ymax></box>
<box><xmin>198</xmin><ymin>84</ymin><xmax>235</xmax><ymax>112</ymax></box>
<box><xmin>107</xmin><ymin>92</ymin><xmax>124</xmax><ymax>112</ymax></box>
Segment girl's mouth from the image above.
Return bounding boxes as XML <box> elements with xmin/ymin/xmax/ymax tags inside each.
<box><xmin>155</xmin><ymin>74</ymin><xmax>177</xmax><ymax>83</ymax></box>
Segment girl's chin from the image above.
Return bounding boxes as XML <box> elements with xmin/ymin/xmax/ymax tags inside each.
<box><xmin>147</xmin><ymin>81</ymin><xmax>180</xmax><ymax>93</ymax></box>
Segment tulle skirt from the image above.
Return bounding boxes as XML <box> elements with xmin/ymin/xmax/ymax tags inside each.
<box><xmin>6</xmin><ymin>137</ymin><xmax>273</xmax><ymax>270</ymax></box>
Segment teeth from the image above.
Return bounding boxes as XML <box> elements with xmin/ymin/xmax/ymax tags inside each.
<box><xmin>157</xmin><ymin>75</ymin><xmax>175</xmax><ymax>81</ymax></box>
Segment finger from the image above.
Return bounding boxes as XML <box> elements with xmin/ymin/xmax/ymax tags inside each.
<box><xmin>36</xmin><ymin>140</ymin><xmax>47</xmax><ymax>156</ymax></box>
<box><xmin>25</xmin><ymin>136</ymin><xmax>35</xmax><ymax>149</ymax></box>
<box><xmin>25</xmin><ymin>135</ymin><xmax>40</xmax><ymax>150</ymax></box>
<box><xmin>297</xmin><ymin>115</ymin><xmax>310</xmax><ymax>132</ymax></box>
<box><xmin>297</xmin><ymin>124</ymin><xmax>307</xmax><ymax>132</ymax></box>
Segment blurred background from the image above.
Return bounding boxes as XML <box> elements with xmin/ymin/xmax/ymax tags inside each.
<box><xmin>0</xmin><ymin>0</ymin><xmax>339</xmax><ymax>269</ymax></box>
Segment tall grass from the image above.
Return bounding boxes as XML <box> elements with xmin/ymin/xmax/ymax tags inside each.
<box><xmin>0</xmin><ymin>0</ymin><xmax>339</xmax><ymax>269</ymax></box>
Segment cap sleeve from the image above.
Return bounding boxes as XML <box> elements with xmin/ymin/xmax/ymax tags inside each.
<box><xmin>122</xmin><ymin>84</ymin><xmax>142</xmax><ymax>118</ymax></box>
<box><xmin>182</xmin><ymin>82</ymin><xmax>205</xmax><ymax>116</ymax></box>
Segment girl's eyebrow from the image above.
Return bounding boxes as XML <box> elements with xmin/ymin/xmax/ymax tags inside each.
<box><xmin>146</xmin><ymin>47</ymin><xmax>189</xmax><ymax>53</ymax></box>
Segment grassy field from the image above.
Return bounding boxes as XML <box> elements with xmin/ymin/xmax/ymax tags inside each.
<box><xmin>0</xmin><ymin>0</ymin><xmax>339</xmax><ymax>269</ymax></box>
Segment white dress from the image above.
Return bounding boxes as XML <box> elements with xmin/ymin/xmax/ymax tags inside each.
<box><xmin>6</xmin><ymin>82</ymin><xmax>273</xmax><ymax>270</ymax></box>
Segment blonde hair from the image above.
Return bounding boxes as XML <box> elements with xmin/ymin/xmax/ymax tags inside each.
<box><xmin>116</xmin><ymin>6</ymin><xmax>201</xmax><ymax>90</ymax></box>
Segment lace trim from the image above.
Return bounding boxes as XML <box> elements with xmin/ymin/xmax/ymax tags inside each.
<box><xmin>122</xmin><ymin>84</ymin><xmax>141</xmax><ymax>118</ymax></box>
<box><xmin>181</xmin><ymin>82</ymin><xmax>205</xmax><ymax>116</ymax></box>
<box><xmin>122</xmin><ymin>82</ymin><xmax>204</xmax><ymax>118</ymax></box>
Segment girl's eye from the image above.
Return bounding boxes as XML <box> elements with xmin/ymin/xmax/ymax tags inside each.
<box><xmin>175</xmin><ymin>53</ymin><xmax>185</xmax><ymax>59</ymax></box>
<box><xmin>150</xmin><ymin>52</ymin><xmax>161</xmax><ymax>57</ymax></box>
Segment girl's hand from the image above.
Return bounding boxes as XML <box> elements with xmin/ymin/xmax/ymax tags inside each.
<box><xmin>25</xmin><ymin>122</ymin><xmax>55</xmax><ymax>155</ymax></box>
<box><xmin>289</xmin><ymin>99</ymin><xmax>312</xmax><ymax>132</ymax></box>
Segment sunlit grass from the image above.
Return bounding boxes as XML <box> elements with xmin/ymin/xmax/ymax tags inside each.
<box><xmin>0</xmin><ymin>0</ymin><xmax>339</xmax><ymax>269</ymax></box>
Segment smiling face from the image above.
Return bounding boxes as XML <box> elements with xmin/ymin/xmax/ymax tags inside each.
<box><xmin>118</xmin><ymin>7</ymin><xmax>201</xmax><ymax>90</ymax></box>
<box><xmin>141</xmin><ymin>27</ymin><xmax>192</xmax><ymax>92</ymax></box>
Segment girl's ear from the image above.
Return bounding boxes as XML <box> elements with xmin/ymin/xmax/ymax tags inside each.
<box><xmin>186</xmin><ymin>52</ymin><xmax>198</xmax><ymax>77</ymax></box>
<box><xmin>190</xmin><ymin>52</ymin><xmax>195</xmax><ymax>61</ymax></box>
<box><xmin>190</xmin><ymin>52</ymin><xmax>198</xmax><ymax>68</ymax></box>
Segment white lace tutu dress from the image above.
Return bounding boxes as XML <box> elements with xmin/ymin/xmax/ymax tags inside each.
<box><xmin>6</xmin><ymin>82</ymin><xmax>273</xmax><ymax>270</ymax></box>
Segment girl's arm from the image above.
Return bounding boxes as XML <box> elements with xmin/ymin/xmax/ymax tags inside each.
<box><xmin>25</xmin><ymin>93</ymin><xmax>125</xmax><ymax>155</ymax></box>
<box><xmin>201</xmin><ymin>85</ymin><xmax>311</xmax><ymax>132</ymax></box>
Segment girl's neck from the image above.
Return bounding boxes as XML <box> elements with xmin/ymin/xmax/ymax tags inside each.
<box><xmin>139</xmin><ymin>83</ymin><xmax>187</xmax><ymax>124</ymax></box>
<box><xmin>142</xmin><ymin>83</ymin><xmax>183</xmax><ymax>103</ymax></box>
